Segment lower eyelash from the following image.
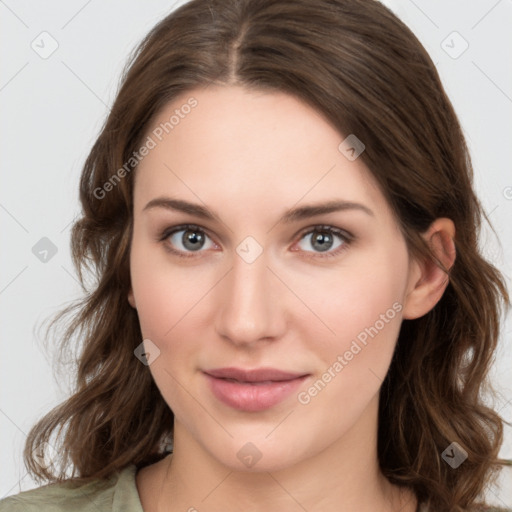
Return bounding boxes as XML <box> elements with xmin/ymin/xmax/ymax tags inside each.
<box><xmin>158</xmin><ymin>224</ymin><xmax>353</xmax><ymax>259</ymax></box>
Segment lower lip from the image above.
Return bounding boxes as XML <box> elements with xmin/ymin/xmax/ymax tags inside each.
<box><xmin>204</xmin><ymin>373</ymin><xmax>308</xmax><ymax>412</ymax></box>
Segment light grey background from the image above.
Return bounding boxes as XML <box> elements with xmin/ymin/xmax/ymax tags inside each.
<box><xmin>1</xmin><ymin>0</ymin><xmax>511</xmax><ymax>506</ymax></box>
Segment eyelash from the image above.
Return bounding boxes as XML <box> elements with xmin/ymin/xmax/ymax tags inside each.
<box><xmin>158</xmin><ymin>223</ymin><xmax>354</xmax><ymax>260</ymax></box>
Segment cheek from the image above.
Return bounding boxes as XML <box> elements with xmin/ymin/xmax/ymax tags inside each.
<box><xmin>312</xmin><ymin>243</ymin><xmax>407</xmax><ymax>335</ymax></box>
<box><xmin>304</xmin><ymin>243</ymin><xmax>408</xmax><ymax>385</ymax></box>
<box><xmin>129</xmin><ymin>242</ymin><xmax>206</xmax><ymax>413</ymax></box>
<box><xmin>129</xmin><ymin>242</ymin><xmax>220</xmax><ymax>412</ymax></box>
<box><xmin>129</xmin><ymin>238</ymin><xmax>209</xmax><ymax>339</ymax></box>
<box><xmin>294</xmin><ymin>269</ymin><xmax>405</xmax><ymax>438</ymax></box>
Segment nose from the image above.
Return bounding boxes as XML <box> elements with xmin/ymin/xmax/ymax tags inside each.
<box><xmin>214</xmin><ymin>248</ymin><xmax>286</xmax><ymax>348</ymax></box>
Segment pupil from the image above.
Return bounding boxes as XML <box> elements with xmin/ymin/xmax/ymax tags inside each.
<box><xmin>313</xmin><ymin>231</ymin><xmax>332</xmax><ymax>252</ymax></box>
<box><xmin>183</xmin><ymin>230</ymin><xmax>204</xmax><ymax>251</ymax></box>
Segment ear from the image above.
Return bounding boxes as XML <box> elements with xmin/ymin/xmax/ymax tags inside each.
<box><xmin>402</xmin><ymin>218</ymin><xmax>456</xmax><ymax>320</ymax></box>
<box><xmin>128</xmin><ymin>287</ymin><xmax>136</xmax><ymax>309</ymax></box>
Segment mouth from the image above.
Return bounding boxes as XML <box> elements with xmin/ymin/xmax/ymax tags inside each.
<box><xmin>203</xmin><ymin>367</ymin><xmax>310</xmax><ymax>412</ymax></box>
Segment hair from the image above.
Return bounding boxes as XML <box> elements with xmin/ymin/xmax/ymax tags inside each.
<box><xmin>23</xmin><ymin>0</ymin><xmax>510</xmax><ymax>510</ymax></box>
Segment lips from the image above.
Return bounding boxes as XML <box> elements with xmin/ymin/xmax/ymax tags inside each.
<box><xmin>204</xmin><ymin>367</ymin><xmax>307</xmax><ymax>383</ymax></box>
<box><xmin>203</xmin><ymin>367</ymin><xmax>309</xmax><ymax>412</ymax></box>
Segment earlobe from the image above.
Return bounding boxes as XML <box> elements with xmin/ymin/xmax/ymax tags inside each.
<box><xmin>128</xmin><ymin>288</ymin><xmax>136</xmax><ymax>309</ymax></box>
<box><xmin>402</xmin><ymin>218</ymin><xmax>456</xmax><ymax>320</ymax></box>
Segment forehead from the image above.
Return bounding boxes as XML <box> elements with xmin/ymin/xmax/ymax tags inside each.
<box><xmin>133</xmin><ymin>85</ymin><xmax>390</xmax><ymax>221</ymax></box>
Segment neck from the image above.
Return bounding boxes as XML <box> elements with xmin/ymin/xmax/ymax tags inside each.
<box><xmin>143</xmin><ymin>395</ymin><xmax>417</xmax><ymax>512</ymax></box>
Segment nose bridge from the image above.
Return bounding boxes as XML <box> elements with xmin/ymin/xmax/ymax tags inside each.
<box><xmin>215</xmin><ymin>245</ymin><xmax>282</xmax><ymax>345</ymax></box>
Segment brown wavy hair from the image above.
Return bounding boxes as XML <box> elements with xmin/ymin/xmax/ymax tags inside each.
<box><xmin>24</xmin><ymin>0</ymin><xmax>510</xmax><ymax>510</ymax></box>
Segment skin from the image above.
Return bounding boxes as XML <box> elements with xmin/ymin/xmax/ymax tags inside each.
<box><xmin>128</xmin><ymin>85</ymin><xmax>456</xmax><ymax>512</ymax></box>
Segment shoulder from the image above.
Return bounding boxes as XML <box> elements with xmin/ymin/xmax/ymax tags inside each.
<box><xmin>468</xmin><ymin>504</ymin><xmax>512</xmax><ymax>512</ymax></box>
<box><xmin>0</xmin><ymin>465</ymin><xmax>142</xmax><ymax>512</ymax></box>
<box><xmin>471</xmin><ymin>508</ymin><xmax>512</xmax><ymax>512</ymax></box>
<box><xmin>476</xmin><ymin>509</ymin><xmax>512</xmax><ymax>512</ymax></box>
<box><xmin>419</xmin><ymin>503</ymin><xmax>512</xmax><ymax>512</ymax></box>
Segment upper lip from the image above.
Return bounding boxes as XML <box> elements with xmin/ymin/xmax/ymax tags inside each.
<box><xmin>204</xmin><ymin>367</ymin><xmax>308</xmax><ymax>382</ymax></box>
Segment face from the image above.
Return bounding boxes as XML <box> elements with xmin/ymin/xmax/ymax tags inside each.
<box><xmin>128</xmin><ymin>85</ymin><xmax>419</xmax><ymax>472</ymax></box>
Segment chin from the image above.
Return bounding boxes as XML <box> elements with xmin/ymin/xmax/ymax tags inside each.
<box><xmin>202</xmin><ymin>433</ymin><xmax>313</xmax><ymax>473</ymax></box>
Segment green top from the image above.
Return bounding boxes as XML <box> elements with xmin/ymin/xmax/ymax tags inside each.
<box><xmin>0</xmin><ymin>465</ymin><xmax>142</xmax><ymax>512</ymax></box>
<box><xmin>0</xmin><ymin>464</ymin><xmax>510</xmax><ymax>511</ymax></box>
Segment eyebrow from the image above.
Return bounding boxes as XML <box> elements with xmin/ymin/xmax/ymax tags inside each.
<box><xmin>142</xmin><ymin>197</ymin><xmax>374</xmax><ymax>223</ymax></box>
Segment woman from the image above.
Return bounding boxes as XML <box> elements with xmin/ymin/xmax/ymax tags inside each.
<box><xmin>1</xmin><ymin>0</ymin><xmax>510</xmax><ymax>511</ymax></box>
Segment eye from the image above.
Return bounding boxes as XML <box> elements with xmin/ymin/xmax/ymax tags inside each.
<box><xmin>159</xmin><ymin>224</ymin><xmax>353</xmax><ymax>259</ymax></box>
<box><xmin>160</xmin><ymin>224</ymin><xmax>216</xmax><ymax>258</ymax></box>
<box><xmin>294</xmin><ymin>225</ymin><xmax>352</xmax><ymax>258</ymax></box>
